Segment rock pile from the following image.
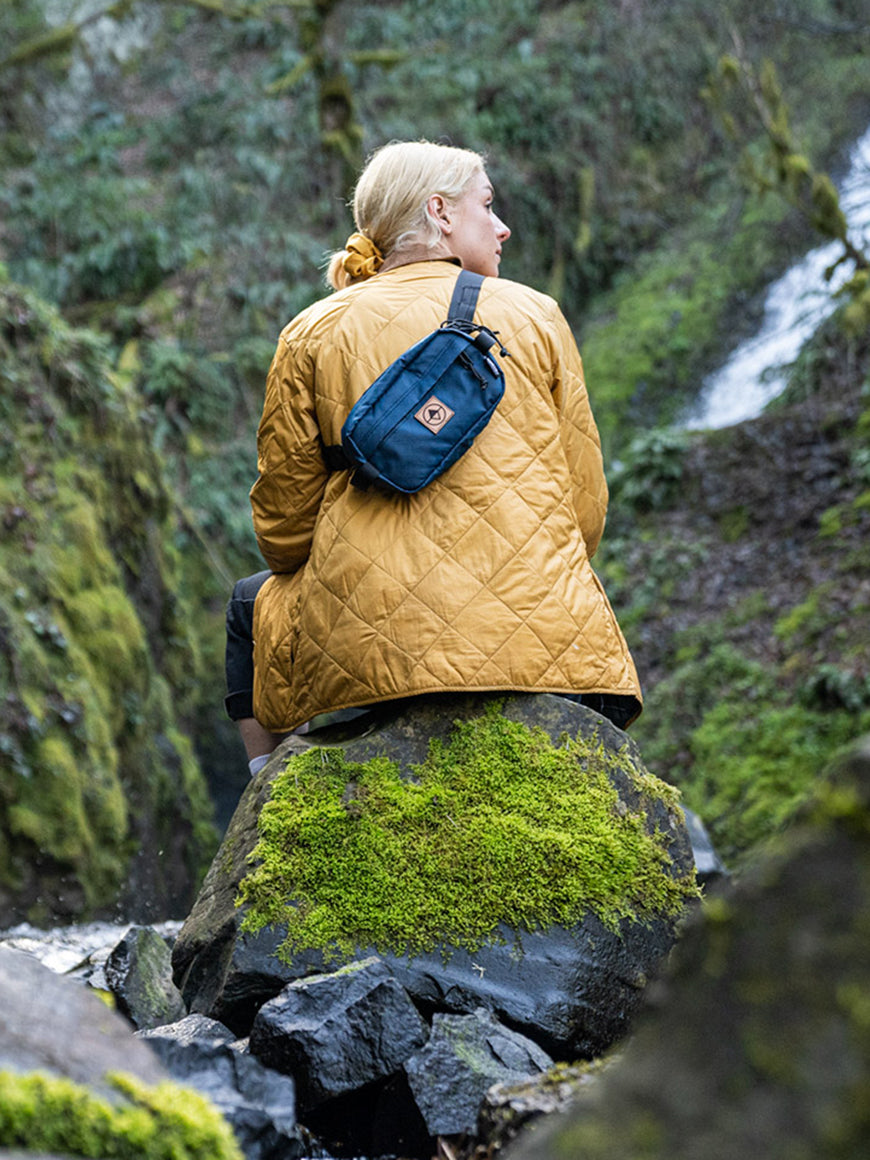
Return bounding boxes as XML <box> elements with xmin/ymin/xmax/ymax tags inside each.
<box><xmin>5</xmin><ymin>703</ymin><xmax>866</xmax><ymax>1160</ymax></box>
<box><xmin>166</xmin><ymin>692</ymin><xmax>698</xmax><ymax>1156</ymax></box>
<box><xmin>0</xmin><ymin>693</ymin><xmax>705</xmax><ymax>1159</ymax></box>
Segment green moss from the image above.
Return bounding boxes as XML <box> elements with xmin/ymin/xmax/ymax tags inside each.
<box><xmin>818</xmin><ymin>505</ymin><xmax>844</xmax><ymax>538</ymax></box>
<box><xmin>0</xmin><ymin>1069</ymin><xmax>242</xmax><ymax>1159</ymax></box>
<box><xmin>5</xmin><ymin>729</ymin><xmax>130</xmax><ymax>907</ymax></box>
<box><xmin>628</xmin><ymin>630</ymin><xmax>870</xmax><ymax>865</ymax></box>
<box><xmin>685</xmin><ymin>701</ymin><xmax>870</xmax><ymax>863</ymax></box>
<box><xmin>774</xmin><ymin>586</ymin><xmax>837</xmax><ymax>650</ymax></box>
<box><xmin>62</xmin><ymin>588</ymin><xmax>148</xmax><ymax>724</ymax></box>
<box><xmin>46</xmin><ymin>491</ymin><xmax>118</xmax><ymax>592</ymax></box>
<box><xmin>237</xmin><ymin>709</ymin><xmax>698</xmax><ymax>962</ymax></box>
<box><xmin>717</xmin><ymin>505</ymin><xmax>750</xmax><ymax>543</ymax></box>
<box><xmin>0</xmin><ymin>283</ymin><xmax>218</xmax><ymax>920</ymax></box>
<box><xmin>10</xmin><ymin>733</ymin><xmax>122</xmax><ymax>851</ymax></box>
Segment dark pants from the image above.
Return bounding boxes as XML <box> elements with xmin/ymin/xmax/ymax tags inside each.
<box><xmin>559</xmin><ymin>692</ymin><xmax>641</xmax><ymax>732</ymax></box>
<box><xmin>224</xmin><ymin>570</ymin><xmax>271</xmax><ymax>721</ymax></box>
<box><xmin>224</xmin><ymin>570</ymin><xmax>640</xmax><ymax>731</ymax></box>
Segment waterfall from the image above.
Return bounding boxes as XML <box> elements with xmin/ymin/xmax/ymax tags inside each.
<box><xmin>684</xmin><ymin>123</ymin><xmax>870</xmax><ymax>431</ymax></box>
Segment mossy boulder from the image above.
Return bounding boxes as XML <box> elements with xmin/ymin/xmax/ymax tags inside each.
<box><xmin>172</xmin><ymin>693</ymin><xmax>698</xmax><ymax>1058</ymax></box>
<box><xmin>503</xmin><ymin>733</ymin><xmax>870</xmax><ymax>1159</ymax></box>
<box><xmin>0</xmin><ymin>1070</ymin><xmax>242</xmax><ymax>1160</ymax></box>
<box><xmin>0</xmin><ymin>284</ymin><xmax>218</xmax><ymax>925</ymax></box>
<box><xmin>0</xmin><ymin>946</ymin><xmax>241</xmax><ymax>1159</ymax></box>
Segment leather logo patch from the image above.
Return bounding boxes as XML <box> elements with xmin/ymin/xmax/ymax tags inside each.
<box><xmin>414</xmin><ymin>396</ymin><xmax>454</xmax><ymax>434</ymax></box>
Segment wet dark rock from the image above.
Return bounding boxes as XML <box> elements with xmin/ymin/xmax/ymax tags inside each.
<box><xmin>404</xmin><ymin>1007</ymin><xmax>553</xmax><ymax>1137</ymax></box>
<box><xmin>302</xmin><ymin>1070</ymin><xmax>430</xmax><ymax>1159</ymax></box>
<box><xmin>172</xmin><ymin>693</ymin><xmax>695</xmax><ymax>1060</ymax></box>
<box><xmin>473</xmin><ymin>1062</ymin><xmax>605</xmax><ymax>1157</ymax></box>
<box><xmin>104</xmin><ymin>923</ymin><xmax>187</xmax><ymax>1030</ymax></box>
<box><xmin>141</xmin><ymin>1011</ymin><xmax>236</xmax><ymax>1046</ymax></box>
<box><xmin>137</xmin><ymin>1014</ymin><xmax>320</xmax><ymax>1160</ymax></box>
<box><xmin>398</xmin><ymin>907</ymin><xmax>688</xmax><ymax>1061</ymax></box>
<box><xmin>249</xmin><ymin>956</ymin><xmax>429</xmax><ymax>1111</ymax></box>
<box><xmin>502</xmin><ymin>733</ymin><xmax>870</xmax><ymax>1160</ymax></box>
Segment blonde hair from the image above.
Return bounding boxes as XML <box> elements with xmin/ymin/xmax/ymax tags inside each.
<box><xmin>327</xmin><ymin>140</ymin><xmax>486</xmax><ymax>290</ymax></box>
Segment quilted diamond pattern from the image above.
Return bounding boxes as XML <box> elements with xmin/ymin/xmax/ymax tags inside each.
<box><xmin>251</xmin><ymin>262</ymin><xmax>640</xmax><ymax>731</ymax></box>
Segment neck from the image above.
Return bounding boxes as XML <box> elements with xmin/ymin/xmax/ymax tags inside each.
<box><xmin>380</xmin><ymin>241</ymin><xmax>455</xmax><ymax>273</ymax></box>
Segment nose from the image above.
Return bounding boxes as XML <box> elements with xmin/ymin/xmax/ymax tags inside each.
<box><xmin>496</xmin><ymin>216</ymin><xmax>510</xmax><ymax>242</ymax></box>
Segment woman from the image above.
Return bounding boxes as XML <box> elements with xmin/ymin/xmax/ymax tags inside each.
<box><xmin>226</xmin><ymin>139</ymin><xmax>641</xmax><ymax>775</ymax></box>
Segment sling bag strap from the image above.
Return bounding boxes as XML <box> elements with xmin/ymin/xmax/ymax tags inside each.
<box><xmin>448</xmin><ymin>267</ymin><xmax>485</xmax><ymax>325</ymax></box>
<box><xmin>322</xmin><ymin>269</ymin><xmax>488</xmax><ymax>474</ymax></box>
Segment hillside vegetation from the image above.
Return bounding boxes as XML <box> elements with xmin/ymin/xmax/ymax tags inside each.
<box><xmin>0</xmin><ymin>0</ymin><xmax>868</xmax><ymax>919</ymax></box>
<box><xmin>0</xmin><ymin>282</ymin><xmax>218</xmax><ymax>922</ymax></box>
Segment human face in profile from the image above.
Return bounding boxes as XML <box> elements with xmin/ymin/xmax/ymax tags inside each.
<box><xmin>442</xmin><ymin>171</ymin><xmax>511</xmax><ymax>278</ymax></box>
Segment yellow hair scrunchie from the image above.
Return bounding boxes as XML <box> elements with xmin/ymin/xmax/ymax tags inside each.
<box><xmin>342</xmin><ymin>232</ymin><xmax>384</xmax><ymax>280</ymax></box>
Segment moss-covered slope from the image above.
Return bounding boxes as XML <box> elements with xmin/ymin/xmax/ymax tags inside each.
<box><xmin>596</xmin><ymin>321</ymin><xmax>870</xmax><ymax>867</ymax></box>
<box><xmin>0</xmin><ymin>280</ymin><xmax>217</xmax><ymax>925</ymax></box>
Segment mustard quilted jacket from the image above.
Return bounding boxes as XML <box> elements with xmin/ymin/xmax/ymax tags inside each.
<box><xmin>251</xmin><ymin>260</ymin><xmax>641</xmax><ymax>731</ymax></box>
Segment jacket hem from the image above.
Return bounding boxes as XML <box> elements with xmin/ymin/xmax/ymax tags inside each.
<box><xmin>266</xmin><ymin>681</ymin><xmax>643</xmax><ymax>735</ymax></box>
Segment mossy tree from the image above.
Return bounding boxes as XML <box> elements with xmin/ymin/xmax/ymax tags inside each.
<box><xmin>705</xmin><ymin>38</ymin><xmax>870</xmax><ymax>332</ymax></box>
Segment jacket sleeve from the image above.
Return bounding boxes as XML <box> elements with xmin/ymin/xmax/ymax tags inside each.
<box><xmin>549</xmin><ymin>305</ymin><xmax>608</xmax><ymax>557</ymax></box>
<box><xmin>249</xmin><ymin>333</ymin><xmax>328</xmax><ymax>574</ymax></box>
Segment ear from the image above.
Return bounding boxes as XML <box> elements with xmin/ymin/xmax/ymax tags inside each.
<box><xmin>427</xmin><ymin>193</ymin><xmax>452</xmax><ymax>235</ymax></box>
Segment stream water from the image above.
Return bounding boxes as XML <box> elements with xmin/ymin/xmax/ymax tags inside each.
<box><xmin>684</xmin><ymin>122</ymin><xmax>870</xmax><ymax>430</ymax></box>
<box><xmin>0</xmin><ymin>919</ymin><xmax>181</xmax><ymax>985</ymax></box>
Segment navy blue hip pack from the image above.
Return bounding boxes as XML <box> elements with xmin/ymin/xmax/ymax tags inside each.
<box><xmin>323</xmin><ymin>268</ymin><xmax>510</xmax><ymax>495</ymax></box>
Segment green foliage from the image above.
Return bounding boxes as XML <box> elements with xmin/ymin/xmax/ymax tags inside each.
<box><xmin>347</xmin><ymin>0</ymin><xmax>731</xmax><ymax>304</ymax></box>
<box><xmin>0</xmin><ymin>1069</ymin><xmax>242</xmax><ymax>1160</ymax></box>
<box><xmin>3</xmin><ymin>113</ymin><xmax>185</xmax><ymax>305</ymax></box>
<box><xmin>800</xmin><ymin>665</ymin><xmax>870</xmax><ymax>714</ymax></box>
<box><xmin>839</xmin><ymin>268</ymin><xmax>870</xmax><ymax>338</ymax></box>
<box><xmin>773</xmin><ymin>306</ymin><xmax>870</xmax><ymax>409</ymax></box>
<box><xmin>578</xmin><ymin>185</ymin><xmax>817</xmax><ymax>446</ymax></box>
<box><xmin>774</xmin><ymin>583</ymin><xmax>837</xmax><ymax>649</ymax></box>
<box><xmin>595</xmin><ymin>533</ymin><xmax>711</xmax><ymax>637</ymax></box>
<box><xmin>237</xmin><ymin>708</ymin><xmax>698</xmax><ymax>962</ymax></box>
<box><xmin>630</xmin><ymin>637</ymin><xmax>870</xmax><ymax>865</ymax></box>
<box><xmin>686</xmin><ymin>699</ymin><xmax>870</xmax><ymax>862</ymax></box>
<box><xmin>0</xmin><ymin>0</ymin><xmax>73</xmax><ymax>164</ymax></box>
<box><xmin>853</xmin><ymin>446</ymin><xmax>870</xmax><ymax>487</ymax></box>
<box><xmin>609</xmin><ymin>429</ymin><xmax>691</xmax><ymax>515</ymax></box>
<box><xmin>633</xmin><ymin>643</ymin><xmax>775</xmax><ymax>770</ymax></box>
<box><xmin>596</xmin><ymin>303</ymin><xmax>870</xmax><ymax>870</ymax></box>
